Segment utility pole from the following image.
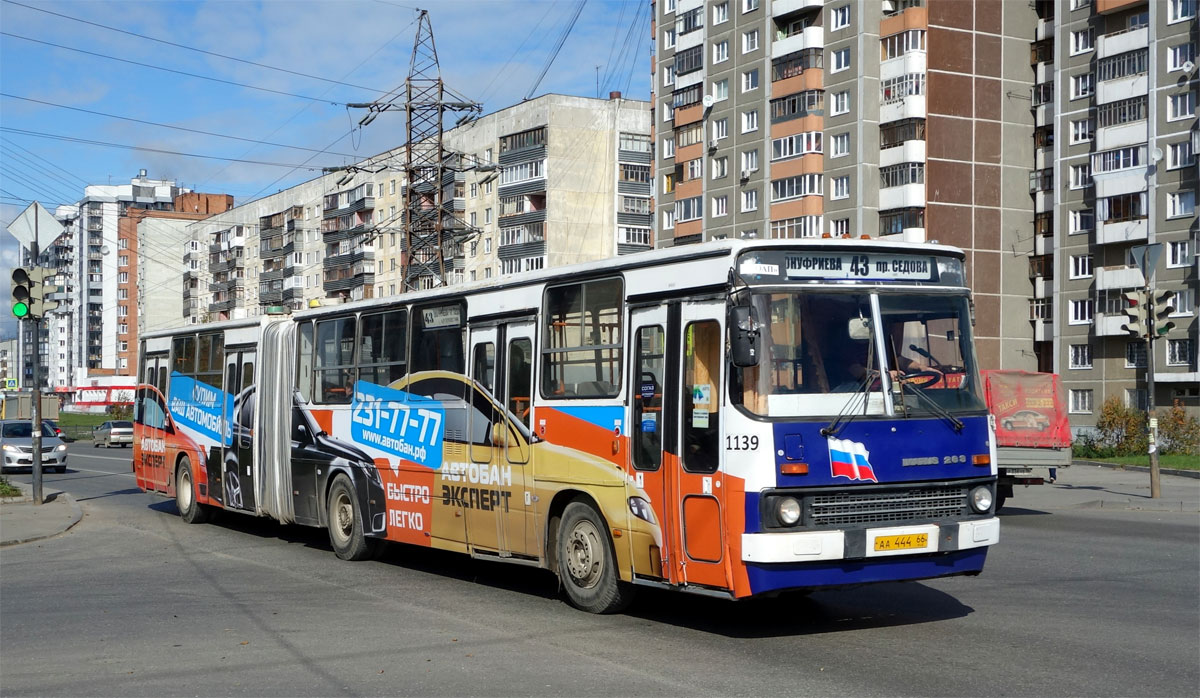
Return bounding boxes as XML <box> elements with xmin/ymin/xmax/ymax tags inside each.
<box><xmin>1128</xmin><ymin>243</ymin><xmax>1174</xmax><ymax>499</ymax></box>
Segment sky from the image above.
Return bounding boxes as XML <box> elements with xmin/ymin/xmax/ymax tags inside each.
<box><xmin>0</xmin><ymin>0</ymin><xmax>652</xmax><ymax>339</ymax></box>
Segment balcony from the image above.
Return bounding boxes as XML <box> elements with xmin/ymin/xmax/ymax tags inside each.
<box><xmin>1097</xmin><ymin>217</ymin><xmax>1148</xmax><ymax>245</ymax></box>
<box><xmin>879</xmin><ymin>140</ymin><xmax>926</xmax><ymax>168</ymax></box>
<box><xmin>878</xmin><ymin>228</ymin><xmax>927</xmax><ymax>243</ymax></box>
<box><xmin>1096</xmin><ymin>26</ymin><xmax>1148</xmax><ymax>60</ymax></box>
<box><xmin>1096</xmin><ymin>73</ymin><xmax>1147</xmax><ymax>104</ymax></box>
<box><xmin>772</xmin><ymin>26</ymin><xmax>823</xmax><ymax>60</ymax></box>
<box><xmin>1035</xmin><ymin>233</ymin><xmax>1053</xmax><ymax>256</ymax></box>
<box><xmin>1096</xmin><ymin>313</ymin><xmax>1130</xmax><ymax>337</ymax></box>
<box><xmin>880</xmin><ymin>95</ymin><xmax>926</xmax><ymax>125</ymax></box>
<box><xmin>1035</xmin><ymin>18</ymin><xmax>1054</xmax><ymax>42</ymax></box>
<box><xmin>1032</xmin><ymin>277</ymin><xmax>1052</xmax><ymax>298</ymax></box>
<box><xmin>1096</xmin><ymin>264</ymin><xmax>1143</xmax><ymax>290</ymax></box>
<box><xmin>879</xmin><ymin>183</ymin><xmax>925</xmax><ymax>211</ymax></box>
<box><xmin>880</xmin><ymin>51</ymin><xmax>926</xmax><ymax>83</ymax></box>
<box><xmin>1094</xmin><ymin>168</ymin><xmax>1147</xmax><ymax>199</ymax></box>
<box><xmin>1095</xmin><ymin>121</ymin><xmax>1147</xmax><ymax>151</ymax></box>
<box><xmin>1032</xmin><ymin>319</ymin><xmax>1052</xmax><ymax>343</ymax></box>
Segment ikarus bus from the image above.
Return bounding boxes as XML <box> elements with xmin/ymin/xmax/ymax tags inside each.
<box><xmin>133</xmin><ymin>238</ymin><xmax>998</xmax><ymax>613</ymax></box>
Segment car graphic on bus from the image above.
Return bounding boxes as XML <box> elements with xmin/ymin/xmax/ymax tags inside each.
<box><xmin>1000</xmin><ymin>409</ymin><xmax>1052</xmax><ymax>431</ymax></box>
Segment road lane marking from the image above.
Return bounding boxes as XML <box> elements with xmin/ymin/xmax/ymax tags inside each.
<box><xmin>69</xmin><ymin>466</ymin><xmax>135</xmax><ymax>477</ymax></box>
<box><xmin>72</xmin><ymin>454</ymin><xmax>135</xmax><ymax>463</ymax></box>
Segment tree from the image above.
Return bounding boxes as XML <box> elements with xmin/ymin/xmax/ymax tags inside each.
<box><xmin>1094</xmin><ymin>396</ymin><xmax>1147</xmax><ymax>456</ymax></box>
<box><xmin>1159</xmin><ymin>401</ymin><xmax>1200</xmax><ymax>456</ymax></box>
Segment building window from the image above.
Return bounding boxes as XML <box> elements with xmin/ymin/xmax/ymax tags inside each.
<box><xmin>1098</xmin><ymin>49</ymin><xmax>1148</xmax><ymax>82</ymax></box>
<box><xmin>741</xmin><ymin>189</ymin><xmax>758</xmax><ymax>212</ymax></box>
<box><xmin>1069</xmin><ymin>344</ymin><xmax>1093</xmax><ymax>369</ymax></box>
<box><xmin>712</xmin><ymin>79</ymin><xmax>729</xmax><ymax>102</ymax></box>
<box><xmin>880</xmin><ymin>118</ymin><xmax>926</xmax><ymax>149</ymax></box>
<box><xmin>1168</xmin><ymin>240</ymin><xmax>1191</xmax><ymax>268</ymax></box>
<box><xmin>1125</xmin><ymin>388</ymin><xmax>1148</xmax><ymax>411</ymax></box>
<box><xmin>1097</xmin><ymin>96</ymin><xmax>1147</xmax><ymax>127</ymax></box>
<box><xmin>1168</xmin><ymin>0</ymin><xmax>1196</xmax><ymax>23</ymax></box>
<box><xmin>620</xmin><ymin>163</ymin><xmax>651</xmax><ymax>183</ymax></box>
<box><xmin>770</xmin><ymin>216</ymin><xmax>822</xmax><ymax>239</ymax></box>
<box><xmin>1168</xmin><ymin>141</ymin><xmax>1195</xmax><ymax>170</ymax></box>
<box><xmin>880</xmin><ymin>208</ymin><xmax>924</xmax><ymax>235</ymax></box>
<box><xmin>1032</xmin><ymin>81</ymin><xmax>1054</xmax><ymax>106</ymax></box>
<box><xmin>1168</xmin><ymin>191</ymin><xmax>1195</xmax><ymax>219</ymax></box>
<box><xmin>1172</xmin><ymin>289</ymin><xmax>1195</xmax><ymax>316</ymax></box>
<box><xmin>880</xmin><ymin>29</ymin><xmax>925</xmax><ymax>60</ymax></box>
<box><xmin>1167</xmin><ymin>339</ymin><xmax>1193</xmax><ymax>366</ymax></box>
<box><xmin>742</xmin><ymin>69</ymin><xmax>759</xmax><ymax>92</ymax></box>
<box><xmin>712</xmin><ymin>118</ymin><xmax>728</xmax><ymax>141</ymax></box>
<box><xmin>742</xmin><ymin>29</ymin><xmax>759</xmax><ymax>53</ymax></box>
<box><xmin>1125</xmin><ymin>342</ymin><xmax>1147</xmax><ymax>368</ymax></box>
<box><xmin>832</xmin><ymin>176</ymin><xmax>849</xmax><ymax>200</ymax></box>
<box><xmin>831</xmin><ymin>4</ymin><xmax>850</xmax><ymax>30</ymax></box>
<box><xmin>741</xmin><ymin>109</ymin><xmax>759</xmax><ymax>133</ymax></box>
<box><xmin>677</xmin><ymin>6</ymin><xmax>703</xmax><ymax>35</ymax></box>
<box><xmin>831</xmin><ymin>132</ymin><xmax>849</xmax><ymax>158</ymax></box>
<box><xmin>1092</xmin><ymin>146</ymin><xmax>1146</xmax><ymax>174</ymax></box>
<box><xmin>663</xmin><ymin>27</ymin><xmax>675</xmax><ymax>49</ymax></box>
<box><xmin>662</xmin><ymin>172</ymin><xmax>676</xmax><ymax>194</ymax></box>
<box><xmin>771</xmin><ymin>174</ymin><xmax>822</xmax><ymax>201</ymax></box>
<box><xmin>1070</xmin><ymin>118</ymin><xmax>1094</xmax><ymax>144</ymax></box>
<box><xmin>880</xmin><ymin>163</ymin><xmax>924</xmax><ymax>188</ymax></box>
<box><xmin>1070</xmin><ymin>255</ymin><xmax>1093</xmax><ymax>279</ymax></box>
<box><xmin>1071</xmin><ymin>73</ymin><xmax>1094</xmax><ymax>99</ymax></box>
<box><xmin>662</xmin><ymin>208</ymin><xmax>676</xmax><ymax>230</ymax></box>
<box><xmin>484</xmin><ymin>208</ymin><xmax>493</xmax><ymax>224</ymax></box>
<box><xmin>1070</xmin><ymin>299</ymin><xmax>1093</xmax><ymax>324</ymax></box>
<box><xmin>675</xmin><ymin>45</ymin><xmax>703</xmax><ymax>75</ymax></box>
<box><xmin>663</xmin><ymin>63</ymin><xmax>675</xmax><ymax>87</ymax></box>
<box><xmin>675</xmin><ymin>196</ymin><xmax>703</xmax><ymax>222</ymax></box>
<box><xmin>741</xmin><ymin>149</ymin><xmax>759</xmax><ymax>172</ymax></box>
<box><xmin>1098</xmin><ymin>192</ymin><xmax>1147</xmax><ymax>222</ymax></box>
<box><xmin>1070</xmin><ymin>389</ymin><xmax>1093</xmax><ymax>414</ymax></box>
<box><xmin>713</xmin><ymin>1</ymin><xmax>729</xmax><ymax>24</ymax></box>
<box><xmin>1169</xmin><ymin>43</ymin><xmax>1196</xmax><ymax>71</ymax></box>
<box><xmin>770</xmin><ymin>90</ymin><xmax>824</xmax><ymax>122</ymax></box>
<box><xmin>830</xmin><ymin>218</ymin><xmax>849</xmax><ymax>236</ymax></box>
<box><xmin>676</xmin><ymin>122</ymin><xmax>703</xmax><ymax>147</ymax></box>
<box><xmin>1070</xmin><ymin>164</ymin><xmax>1092</xmax><ymax>190</ymax></box>
<box><xmin>663</xmin><ymin>137</ymin><xmax>675</xmax><ymax>159</ymax></box>
<box><xmin>771</xmin><ymin>132</ymin><xmax>821</xmax><ymax>160</ymax></box>
<box><xmin>712</xmin><ymin>195</ymin><xmax>728</xmax><ymax>217</ymax></box>
<box><xmin>1070</xmin><ymin>209</ymin><xmax>1094</xmax><ymax>235</ymax></box>
<box><xmin>743</xmin><ymin>0</ymin><xmax>758</xmax><ymax>12</ymax></box>
<box><xmin>1070</xmin><ymin>27</ymin><xmax>1094</xmax><ymax>55</ymax></box>
<box><xmin>1168</xmin><ymin>91</ymin><xmax>1195</xmax><ymax>121</ymax></box>
<box><xmin>880</xmin><ymin>73</ymin><xmax>925</xmax><ymax>105</ymax></box>
<box><xmin>711</xmin><ymin>156</ymin><xmax>728</xmax><ymax>179</ymax></box>
<box><xmin>713</xmin><ymin>40</ymin><xmax>729</xmax><ymax>64</ymax></box>
<box><xmin>484</xmin><ymin>238</ymin><xmax>492</xmax><ymax>254</ymax></box>
<box><xmin>832</xmin><ymin>48</ymin><xmax>850</xmax><ymax>73</ymax></box>
<box><xmin>832</xmin><ymin>91</ymin><xmax>849</xmax><ymax>115</ymax></box>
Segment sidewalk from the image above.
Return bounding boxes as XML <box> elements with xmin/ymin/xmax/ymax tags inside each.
<box><xmin>0</xmin><ymin>481</ymin><xmax>83</xmax><ymax>547</ymax></box>
<box><xmin>1007</xmin><ymin>461</ymin><xmax>1200</xmax><ymax>513</ymax></box>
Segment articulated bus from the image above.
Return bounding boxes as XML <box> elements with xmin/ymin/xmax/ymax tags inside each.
<box><xmin>134</xmin><ymin>238</ymin><xmax>999</xmax><ymax>613</ymax></box>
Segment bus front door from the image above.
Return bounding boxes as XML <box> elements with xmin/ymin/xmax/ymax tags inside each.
<box><xmin>671</xmin><ymin>302</ymin><xmax>729</xmax><ymax>590</ymax></box>
<box><xmin>134</xmin><ymin>354</ymin><xmax>171</xmax><ymax>493</ymax></box>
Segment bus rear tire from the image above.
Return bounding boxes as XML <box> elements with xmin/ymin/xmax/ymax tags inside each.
<box><xmin>176</xmin><ymin>457</ymin><xmax>209</xmax><ymax>524</ymax></box>
<box><xmin>326</xmin><ymin>474</ymin><xmax>378</xmax><ymax>561</ymax></box>
<box><xmin>557</xmin><ymin>501</ymin><xmax>634</xmax><ymax>614</ymax></box>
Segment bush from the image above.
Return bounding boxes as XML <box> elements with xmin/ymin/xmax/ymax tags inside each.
<box><xmin>1159</xmin><ymin>401</ymin><xmax>1200</xmax><ymax>456</ymax></box>
<box><xmin>1072</xmin><ymin>431</ymin><xmax>1115</xmax><ymax>459</ymax></box>
<box><xmin>106</xmin><ymin>403</ymin><xmax>133</xmax><ymax>421</ymax></box>
<box><xmin>1095</xmin><ymin>396</ymin><xmax>1147</xmax><ymax>457</ymax></box>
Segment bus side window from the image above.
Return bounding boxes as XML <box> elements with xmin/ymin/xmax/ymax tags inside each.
<box><xmin>315</xmin><ymin>317</ymin><xmax>355</xmax><ymax>404</ymax></box>
<box><xmin>633</xmin><ymin>326</ymin><xmax>664</xmax><ymax>471</ymax></box>
<box><xmin>682</xmin><ymin>320</ymin><xmax>720</xmax><ymax>474</ymax></box>
<box><xmin>507</xmin><ymin>338</ymin><xmax>532</xmax><ymax>430</ymax></box>
<box><xmin>298</xmin><ymin>321</ymin><xmax>314</xmax><ymax>403</ymax></box>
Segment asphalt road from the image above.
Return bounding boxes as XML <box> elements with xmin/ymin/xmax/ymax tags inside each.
<box><xmin>1</xmin><ymin>443</ymin><xmax>1197</xmax><ymax>697</ymax></box>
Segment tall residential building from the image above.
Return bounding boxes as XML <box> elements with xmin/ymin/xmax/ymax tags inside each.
<box><xmin>1034</xmin><ymin>0</ymin><xmax>1198</xmax><ymax>428</ymax></box>
<box><xmin>652</xmin><ymin>0</ymin><xmax>1039</xmax><ymax>369</ymax></box>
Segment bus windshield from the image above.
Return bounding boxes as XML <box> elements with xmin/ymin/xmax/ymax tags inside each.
<box><xmin>731</xmin><ymin>291</ymin><xmax>984</xmax><ymax>418</ymax></box>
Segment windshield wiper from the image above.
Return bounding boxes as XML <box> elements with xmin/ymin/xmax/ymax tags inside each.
<box><xmin>820</xmin><ymin>370</ymin><xmax>877</xmax><ymax>437</ymax></box>
<box><xmin>896</xmin><ymin>378</ymin><xmax>964</xmax><ymax>432</ymax></box>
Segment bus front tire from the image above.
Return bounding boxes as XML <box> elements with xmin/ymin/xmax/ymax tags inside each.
<box><xmin>326</xmin><ymin>474</ymin><xmax>378</xmax><ymax>561</ymax></box>
<box><xmin>557</xmin><ymin>501</ymin><xmax>633</xmax><ymax>614</ymax></box>
<box><xmin>176</xmin><ymin>457</ymin><xmax>209</xmax><ymax>524</ymax></box>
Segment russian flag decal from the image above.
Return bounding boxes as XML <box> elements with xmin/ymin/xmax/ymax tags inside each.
<box><xmin>827</xmin><ymin>437</ymin><xmax>878</xmax><ymax>482</ymax></box>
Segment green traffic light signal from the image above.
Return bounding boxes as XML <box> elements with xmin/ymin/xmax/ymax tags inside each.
<box><xmin>12</xmin><ymin>300</ymin><xmax>30</xmax><ymax>318</ymax></box>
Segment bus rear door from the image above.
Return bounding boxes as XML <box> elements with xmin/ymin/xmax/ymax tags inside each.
<box><xmin>221</xmin><ymin>348</ymin><xmax>256</xmax><ymax>512</ymax></box>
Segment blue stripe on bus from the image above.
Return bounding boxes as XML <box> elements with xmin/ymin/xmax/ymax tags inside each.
<box><xmin>744</xmin><ymin>548</ymin><xmax>988</xmax><ymax>595</ymax></box>
<box><xmin>550</xmin><ymin>405</ymin><xmax>625</xmax><ymax>433</ymax></box>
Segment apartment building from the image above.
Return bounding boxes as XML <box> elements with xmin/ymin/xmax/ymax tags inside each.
<box><xmin>1032</xmin><ymin>0</ymin><xmax>1198</xmax><ymax>428</ymax></box>
<box><xmin>652</xmin><ymin>0</ymin><xmax>1039</xmax><ymax>369</ymax></box>
<box><xmin>373</xmin><ymin>93</ymin><xmax>653</xmax><ymax>293</ymax></box>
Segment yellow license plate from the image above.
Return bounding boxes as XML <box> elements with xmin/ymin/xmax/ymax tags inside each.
<box><xmin>874</xmin><ymin>533</ymin><xmax>929</xmax><ymax>552</ymax></box>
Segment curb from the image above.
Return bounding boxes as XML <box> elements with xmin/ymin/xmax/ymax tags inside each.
<box><xmin>0</xmin><ymin>482</ymin><xmax>84</xmax><ymax>547</ymax></box>
<box><xmin>1077</xmin><ymin>498</ymin><xmax>1196</xmax><ymax>512</ymax></box>
<box><xmin>1073</xmin><ymin>460</ymin><xmax>1200</xmax><ymax>480</ymax></box>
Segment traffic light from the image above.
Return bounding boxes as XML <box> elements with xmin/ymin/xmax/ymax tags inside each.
<box><xmin>9</xmin><ymin>267</ymin><xmax>56</xmax><ymax>319</ymax></box>
<box><xmin>1120</xmin><ymin>290</ymin><xmax>1147</xmax><ymax>337</ymax></box>
<box><xmin>10</xmin><ymin>267</ymin><xmax>32</xmax><ymax>319</ymax></box>
<box><xmin>1151</xmin><ymin>289</ymin><xmax>1176</xmax><ymax>337</ymax></box>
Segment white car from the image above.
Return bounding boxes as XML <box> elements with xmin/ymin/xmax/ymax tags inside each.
<box><xmin>0</xmin><ymin>420</ymin><xmax>68</xmax><ymax>474</ymax></box>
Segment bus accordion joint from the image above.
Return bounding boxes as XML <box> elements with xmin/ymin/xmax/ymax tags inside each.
<box><xmin>973</xmin><ymin>454</ymin><xmax>990</xmax><ymax>466</ymax></box>
<box><xmin>780</xmin><ymin>462</ymin><xmax>809</xmax><ymax>475</ymax></box>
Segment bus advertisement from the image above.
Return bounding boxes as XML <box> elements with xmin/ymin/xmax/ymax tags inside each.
<box><xmin>134</xmin><ymin>239</ymin><xmax>999</xmax><ymax>613</ymax></box>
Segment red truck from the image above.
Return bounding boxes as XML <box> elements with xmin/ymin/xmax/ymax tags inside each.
<box><xmin>982</xmin><ymin>370</ymin><xmax>1073</xmax><ymax>510</ymax></box>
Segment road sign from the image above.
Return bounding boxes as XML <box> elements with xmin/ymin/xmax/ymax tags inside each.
<box><xmin>4</xmin><ymin>378</ymin><xmax>16</xmax><ymax>390</ymax></box>
<box><xmin>1130</xmin><ymin>244</ymin><xmax>1162</xmax><ymax>285</ymax></box>
<box><xmin>5</xmin><ymin>201</ymin><xmax>61</xmax><ymax>249</ymax></box>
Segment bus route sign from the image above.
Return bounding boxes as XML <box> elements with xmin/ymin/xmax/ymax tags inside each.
<box><xmin>782</xmin><ymin>253</ymin><xmax>936</xmax><ymax>281</ymax></box>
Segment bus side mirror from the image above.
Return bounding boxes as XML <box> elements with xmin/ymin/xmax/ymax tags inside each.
<box><xmin>729</xmin><ymin>305</ymin><xmax>760</xmax><ymax>368</ymax></box>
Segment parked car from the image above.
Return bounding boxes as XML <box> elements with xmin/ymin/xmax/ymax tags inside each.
<box><xmin>93</xmin><ymin>420</ymin><xmax>134</xmax><ymax>448</ymax></box>
<box><xmin>1</xmin><ymin>419</ymin><xmax>68</xmax><ymax>474</ymax></box>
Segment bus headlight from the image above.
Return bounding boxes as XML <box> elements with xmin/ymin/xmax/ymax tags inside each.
<box><xmin>970</xmin><ymin>485</ymin><xmax>993</xmax><ymax>513</ymax></box>
<box><xmin>628</xmin><ymin>497</ymin><xmax>656</xmax><ymax>524</ymax></box>
<box><xmin>777</xmin><ymin>496</ymin><xmax>801</xmax><ymax>526</ymax></box>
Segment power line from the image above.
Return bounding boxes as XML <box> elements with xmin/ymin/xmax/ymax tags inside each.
<box><xmin>1</xmin><ymin>127</ymin><xmax>330</xmax><ymax>170</ymax></box>
<box><xmin>0</xmin><ymin>146</ymin><xmax>84</xmax><ymax>197</ymax></box>
<box><xmin>524</xmin><ymin>0</ymin><xmax>588</xmax><ymax>101</ymax></box>
<box><xmin>1</xmin><ymin>0</ymin><xmax>395</xmax><ymax>94</ymax></box>
<box><xmin>0</xmin><ymin>165</ymin><xmax>75</xmax><ymax>204</ymax></box>
<box><xmin>1</xmin><ymin>93</ymin><xmax>369</xmax><ymax>158</ymax></box>
<box><xmin>0</xmin><ymin>138</ymin><xmax>91</xmax><ymax>186</ymax></box>
<box><xmin>0</xmin><ymin>32</ymin><xmax>350</xmax><ymax>106</ymax></box>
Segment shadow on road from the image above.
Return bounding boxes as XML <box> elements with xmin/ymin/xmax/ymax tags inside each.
<box><xmin>75</xmin><ymin>487</ymin><xmax>144</xmax><ymax>502</ymax></box>
<box><xmin>996</xmin><ymin>506</ymin><xmax>1051</xmax><ymax>517</ymax></box>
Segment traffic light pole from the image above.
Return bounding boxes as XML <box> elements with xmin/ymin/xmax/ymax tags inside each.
<box><xmin>29</xmin><ymin>239</ymin><xmax>43</xmax><ymax>506</ymax></box>
<box><xmin>1145</xmin><ymin>283</ymin><xmax>1161</xmax><ymax>499</ymax></box>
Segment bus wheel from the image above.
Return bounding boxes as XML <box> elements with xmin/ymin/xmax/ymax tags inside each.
<box><xmin>176</xmin><ymin>457</ymin><xmax>208</xmax><ymax>524</ymax></box>
<box><xmin>326</xmin><ymin>474</ymin><xmax>377</xmax><ymax>561</ymax></box>
<box><xmin>557</xmin><ymin>501</ymin><xmax>634</xmax><ymax>614</ymax></box>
